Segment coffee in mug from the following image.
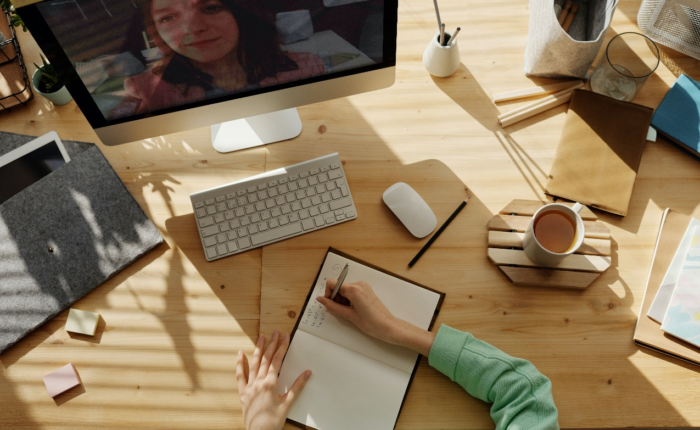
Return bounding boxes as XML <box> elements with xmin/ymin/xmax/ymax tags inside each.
<box><xmin>533</xmin><ymin>210</ymin><xmax>577</xmax><ymax>253</ymax></box>
<box><xmin>523</xmin><ymin>202</ymin><xmax>585</xmax><ymax>266</ymax></box>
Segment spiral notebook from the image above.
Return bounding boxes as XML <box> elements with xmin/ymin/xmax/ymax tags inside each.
<box><xmin>278</xmin><ymin>248</ymin><xmax>445</xmax><ymax>430</ymax></box>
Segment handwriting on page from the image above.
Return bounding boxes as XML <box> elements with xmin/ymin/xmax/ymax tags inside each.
<box><xmin>301</xmin><ymin>276</ymin><xmax>330</xmax><ymax>328</ymax></box>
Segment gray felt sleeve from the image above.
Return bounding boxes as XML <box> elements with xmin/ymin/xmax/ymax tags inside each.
<box><xmin>0</xmin><ymin>132</ymin><xmax>164</xmax><ymax>353</ymax></box>
<box><xmin>524</xmin><ymin>0</ymin><xmax>618</xmax><ymax>79</ymax></box>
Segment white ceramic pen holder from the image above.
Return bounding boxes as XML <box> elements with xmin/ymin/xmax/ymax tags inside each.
<box><xmin>423</xmin><ymin>31</ymin><xmax>460</xmax><ymax>77</ymax></box>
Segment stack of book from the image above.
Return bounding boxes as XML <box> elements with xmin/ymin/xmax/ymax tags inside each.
<box><xmin>634</xmin><ymin>209</ymin><xmax>700</xmax><ymax>364</ymax></box>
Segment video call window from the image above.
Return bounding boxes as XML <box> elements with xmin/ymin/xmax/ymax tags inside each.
<box><xmin>36</xmin><ymin>0</ymin><xmax>385</xmax><ymax>121</ymax></box>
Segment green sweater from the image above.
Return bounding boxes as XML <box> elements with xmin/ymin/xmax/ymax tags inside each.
<box><xmin>428</xmin><ymin>325</ymin><xmax>559</xmax><ymax>430</ymax></box>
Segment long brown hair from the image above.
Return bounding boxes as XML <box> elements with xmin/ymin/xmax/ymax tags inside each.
<box><xmin>142</xmin><ymin>0</ymin><xmax>298</xmax><ymax>90</ymax></box>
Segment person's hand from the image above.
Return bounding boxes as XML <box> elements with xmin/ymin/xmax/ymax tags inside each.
<box><xmin>237</xmin><ymin>330</ymin><xmax>311</xmax><ymax>430</ymax></box>
<box><xmin>316</xmin><ymin>280</ymin><xmax>436</xmax><ymax>356</ymax></box>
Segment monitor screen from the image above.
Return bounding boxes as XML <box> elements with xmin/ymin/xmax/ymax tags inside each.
<box><xmin>0</xmin><ymin>141</ymin><xmax>67</xmax><ymax>205</ymax></box>
<box><xmin>31</xmin><ymin>0</ymin><xmax>388</xmax><ymax>125</ymax></box>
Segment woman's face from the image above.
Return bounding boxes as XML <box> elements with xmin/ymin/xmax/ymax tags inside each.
<box><xmin>151</xmin><ymin>0</ymin><xmax>240</xmax><ymax>64</ymax></box>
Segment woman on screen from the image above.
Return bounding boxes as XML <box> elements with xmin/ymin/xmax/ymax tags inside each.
<box><xmin>109</xmin><ymin>0</ymin><xmax>325</xmax><ymax>119</ymax></box>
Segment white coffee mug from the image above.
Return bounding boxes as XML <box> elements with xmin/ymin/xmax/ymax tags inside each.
<box><xmin>523</xmin><ymin>202</ymin><xmax>585</xmax><ymax>266</ymax></box>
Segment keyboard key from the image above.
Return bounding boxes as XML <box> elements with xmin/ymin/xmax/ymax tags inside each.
<box><xmin>217</xmin><ymin>244</ymin><xmax>228</xmax><ymax>255</ymax></box>
<box><xmin>230</xmin><ymin>219</ymin><xmax>240</xmax><ymax>229</ymax></box>
<box><xmin>217</xmin><ymin>233</ymin><xmax>227</xmax><ymax>243</ymax></box>
<box><xmin>311</xmin><ymin>196</ymin><xmax>322</xmax><ymax>206</ymax></box>
<box><xmin>296</xmin><ymin>190</ymin><xmax>305</xmax><ymax>199</ymax></box>
<box><xmin>227</xmin><ymin>241</ymin><xmax>238</xmax><ymax>253</ymax></box>
<box><xmin>256</xmin><ymin>202</ymin><xmax>266</xmax><ymax>211</ymax></box>
<box><xmin>199</xmin><ymin>216</ymin><xmax>214</xmax><ymax>227</ymax></box>
<box><xmin>279</xmin><ymin>216</ymin><xmax>289</xmax><ymax>225</ymax></box>
<box><xmin>279</xmin><ymin>177</ymin><xmax>288</xmax><ymax>184</ymax></box>
<box><xmin>299</xmin><ymin>178</ymin><xmax>308</xmax><ymax>188</ymax></box>
<box><xmin>237</xmin><ymin>190</ymin><xmax>246</xmax><ymax>197</ymax></box>
<box><xmin>309</xmin><ymin>207</ymin><xmax>320</xmax><ymax>216</ymax></box>
<box><xmin>269</xmin><ymin>218</ymin><xmax>279</xmax><ymax>228</ymax></box>
<box><xmin>288</xmin><ymin>182</ymin><xmax>299</xmax><ymax>192</ymax></box>
<box><xmin>216</xmin><ymin>196</ymin><xmax>225</xmax><ymax>203</ymax></box>
<box><xmin>278</xmin><ymin>184</ymin><xmax>289</xmax><ymax>194</ymax></box>
<box><xmin>344</xmin><ymin>208</ymin><xmax>354</xmax><ymax>217</ymax></box>
<box><xmin>308</xmin><ymin>176</ymin><xmax>318</xmax><ymax>186</ymax></box>
<box><xmin>268</xmin><ymin>188</ymin><xmax>278</xmax><ymax>197</ymax></box>
<box><xmin>238</xmin><ymin>228</ymin><xmax>249</xmax><ymax>237</ymax></box>
<box><xmin>336</xmin><ymin>213</ymin><xmax>346</xmax><ymax>221</ymax></box>
<box><xmin>321</xmin><ymin>166</ymin><xmax>330</xmax><ymax>172</ymax></box>
<box><xmin>207</xmin><ymin>205</ymin><xmax>217</xmax><ymax>215</ymax></box>
<box><xmin>258</xmin><ymin>191</ymin><xmax>267</xmax><ymax>200</ymax></box>
<box><xmin>248</xmin><ymin>194</ymin><xmax>258</xmax><ymax>203</ymax></box>
<box><xmin>251</xmin><ymin>222</ymin><xmax>302</xmax><ymax>245</ymax></box>
<box><xmin>235</xmin><ymin>208</ymin><xmax>245</xmax><ymax>217</ymax></box>
<box><xmin>245</xmin><ymin>205</ymin><xmax>255</xmax><ymax>214</ymax></box>
<box><xmin>258</xmin><ymin>222</ymin><xmax>269</xmax><ymax>232</ymax></box>
<box><xmin>247</xmin><ymin>186</ymin><xmax>257</xmax><ymax>194</ymax></box>
<box><xmin>205</xmin><ymin>198</ymin><xmax>215</xmax><ymax>205</ymax></box>
<box><xmin>261</xmin><ymin>211</ymin><xmax>271</xmax><ymax>220</ymax></box>
<box><xmin>248</xmin><ymin>225</ymin><xmax>259</xmax><ymax>234</ymax></box>
<box><xmin>310</xmin><ymin>168</ymin><xmax>320</xmax><ymax>175</ymax></box>
<box><xmin>206</xmin><ymin>247</ymin><xmax>217</xmax><ymax>259</ymax></box>
<box><xmin>195</xmin><ymin>201</ymin><xmax>205</xmax><ymax>209</ymax></box>
<box><xmin>318</xmin><ymin>173</ymin><xmax>329</xmax><ymax>182</ymax></box>
<box><xmin>238</xmin><ymin>237</ymin><xmax>251</xmax><ymax>248</ymax></box>
<box><xmin>300</xmin><ymin>172</ymin><xmax>309</xmax><ymax>178</ymax></box>
<box><xmin>196</xmin><ymin>208</ymin><xmax>207</xmax><ymax>218</ymax></box>
<box><xmin>314</xmin><ymin>215</ymin><xmax>325</xmax><ymax>227</ymax></box>
<box><xmin>237</xmin><ymin>197</ymin><xmax>247</xmax><ymax>206</ymax></box>
<box><xmin>299</xmin><ymin>210</ymin><xmax>310</xmax><ymax>219</ymax></box>
<box><xmin>289</xmin><ymin>213</ymin><xmax>300</xmax><ymax>222</ymax></box>
<box><xmin>281</xmin><ymin>204</ymin><xmax>292</xmax><ymax>214</ymax></box>
<box><xmin>227</xmin><ymin>231</ymin><xmax>238</xmax><ymax>240</ymax></box>
<box><xmin>330</xmin><ymin>197</ymin><xmax>352</xmax><ymax>210</ymax></box>
<box><xmin>227</xmin><ymin>200</ymin><xmax>237</xmax><ymax>209</ymax></box>
<box><xmin>331</xmin><ymin>163</ymin><xmax>340</xmax><ymax>169</ymax></box>
<box><xmin>271</xmin><ymin>208</ymin><xmax>281</xmax><ymax>217</ymax></box>
<box><xmin>217</xmin><ymin>202</ymin><xmax>227</xmax><ymax>212</ymax></box>
<box><xmin>336</xmin><ymin>179</ymin><xmax>346</xmax><ymax>187</ymax></box>
<box><xmin>301</xmin><ymin>198</ymin><xmax>311</xmax><ymax>209</ymax></box>
<box><xmin>340</xmin><ymin>185</ymin><xmax>349</xmax><ymax>197</ymax></box>
<box><xmin>258</xmin><ymin>183</ymin><xmax>268</xmax><ymax>190</ymax></box>
<box><xmin>265</xmin><ymin>199</ymin><xmax>276</xmax><ymax>209</ymax></box>
<box><xmin>225</xmin><ymin>210</ymin><xmax>235</xmax><ymax>220</ymax></box>
<box><xmin>331</xmin><ymin>190</ymin><xmax>342</xmax><ymax>200</ymax></box>
<box><xmin>276</xmin><ymin>196</ymin><xmax>286</xmax><ymax>205</ymax></box>
<box><xmin>306</xmin><ymin>188</ymin><xmax>317</xmax><ymax>197</ymax></box>
<box><xmin>220</xmin><ymin>223</ymin><xmax>230</xmax><ymax>232</ymax></box>
<box><xmin>316</xmin><ymin>184</ymin><xmax>325</xmax><ymax>193</ymax></box>
<box><xmin>324</xmin><ymin>214</ymin><xmax>336</xmax><ymax>224</ymax></box>
<box><xmin>290</xmin><ymin>174</ymin><xmax>299</xmax><ymax>181</ymax></box>
<box><xmin>326</xmin><ymin>181</ymin><xmax>337</xmax><ymax>191</ymax></box>
<box><xmin>215</xmin><ymin>213</ymin><xmax>225</xmax><ymax>223</ymax></box>
<box><xmin>268</xmin><ymin>180</ymin><xmax>278</xmax><ymax>187</ymax></box>
<box><xmin>302</xmin><ymin>219</ymin><xmax>314</xmax><ymax>230</ymax></box>
<box><xmin>286</xmin><ymin>193</ymin><xmax>296</xmax><ymax>203</ymax></box>
<box><xmin>226</xmin><ymin>192</ymin><xmax>236</xmax><ymax>199</ymax></box>
<box><xmin>204</xmin><ymin>236</ymin><xmax>217</xmax><ymax>247</ymax></box>
<box><xmin>201</xmin><ymin>225</ymin><xmax>219</xmax><ymax>237</ymax></box>
<box><xmin>291</xmin><ymin>202</ymin><xmax>302</xmax><ymax>211</ymax></box>
<box><xmin>250</xmin><ymin>213</ymin><xmax>261</xmax><ymax>223</ymax></box>
<box><xmin>319</xmin><ymin>203</ymin><xmax>330</xmax><ymax>213</ymax></box>
<box><xmin>328</xmin><ymin>170</ymin><xmax>342</xmax><ymax>180</ymax></box>
<box><xmin>240</xmin><ymin>217</ymin><xmax>251</xmax><ymax>226</ymax></box>
<box><xmin>321</xmin><ymin>193</ymin><xmax>331</xmax><ymax>203</ymax></box>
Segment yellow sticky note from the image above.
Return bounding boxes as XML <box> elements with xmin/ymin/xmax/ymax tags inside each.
<box><xmin>65</xmin><ymin>308</ymin><xmax>99</xmax><ymax>336</ymax></box>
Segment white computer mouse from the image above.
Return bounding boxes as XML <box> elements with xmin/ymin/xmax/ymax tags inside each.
<box><xmin>382</xmin><ymin>182</ymin><xmax>437</xmax><ymax>238</ymax></box>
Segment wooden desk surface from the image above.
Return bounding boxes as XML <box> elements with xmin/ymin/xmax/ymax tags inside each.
<box><xmin>2</xmin><ymin>0</ymin><xmax>700</xmax><ymax>428</ymax></box>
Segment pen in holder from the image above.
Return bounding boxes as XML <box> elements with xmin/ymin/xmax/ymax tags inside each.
<box><xmin>423</xmin><ymin>31</ymin><xmax>460</xmax><ymax>77</ymax></box>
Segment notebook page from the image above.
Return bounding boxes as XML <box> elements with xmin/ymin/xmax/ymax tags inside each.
<box><xmin>278</xmin><ymin>330</ymin><xmax>411</xmax><ymax>430</ymax></box>
<box><xmin>298</xmin><ymin>251</ymin><xmax>440</xmax><ymax>373</ymax></box>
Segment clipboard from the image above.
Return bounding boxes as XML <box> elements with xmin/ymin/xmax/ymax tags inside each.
<box><xmin>283</xmin><ymin>247</ymin><xmax>445</xmax><ymax>430</ymax></box>
<box><xmin>0</xmin><ymin>131</ymin><xmax>163</xmax><ymax>354</ymax></box>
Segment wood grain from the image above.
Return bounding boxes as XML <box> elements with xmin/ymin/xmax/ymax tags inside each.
<box><xmin>488</xmin><ymin>231</ymin><xmax>611</xmax><ymax>255</ymax></box>
<box><xmin>498</xmin><ymin>266</ymin><xmax>600</xmax><ymax>289</ymax></box>
<box><xmin>2</xmin><ymin>0</ymin><xmax>700</xmax><ymax>428</ymax></box>
<box><xmin>499</xmin><ymin>199</ymin><xmax>598</xmax><ymax>220</ymax></box>
<box><xmin>487</xmin><ymin>214</ymin><xmax>611</xmax><ymax>239</ymax></box>
<box><xmin>488</xmin><ymin>248</ymin><xmax>612</xmax><ymax>272</ymax></box>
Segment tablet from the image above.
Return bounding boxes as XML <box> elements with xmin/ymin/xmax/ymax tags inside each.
<box><xmin>0</xmin><ymin>131</ymin><xmax>71</xmax><ymax>205</ymax></box>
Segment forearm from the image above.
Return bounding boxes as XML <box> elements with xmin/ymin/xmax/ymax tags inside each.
<box><xmin>386</xmin><ymin>316</ymin><xmax>436</xmax><ymax>357</ymax></box>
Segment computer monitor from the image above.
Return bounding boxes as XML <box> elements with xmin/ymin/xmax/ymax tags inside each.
<box><xmin>18</xmin><ymin>0</ymin><xmax>397</xmax><ymax>152</ymax></box>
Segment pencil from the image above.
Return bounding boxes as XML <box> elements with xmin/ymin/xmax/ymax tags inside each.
<box><xmin>440</xmin><ymin>23</ymin><xmax>446</xmax><ymax>46</ymax></box>
<box><xmin>432</xmin><ymin>0</ymin><xmax>442</xmax><ymax>32</ymax></box>
<box><xmin>450</xmin><ymin>27</ymin><xmax>461</xmax><ymax>45</ymax></box>
<box><xmin>408</xmin><ymin>195</ymin><xmax>471</xmax><ymax>267</ymax></box>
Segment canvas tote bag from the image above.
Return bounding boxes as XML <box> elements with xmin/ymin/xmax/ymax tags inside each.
<box><xmin>525</xmin><ymin>0</ymin><xmax>618</xmax><ymax>78</ymax></box>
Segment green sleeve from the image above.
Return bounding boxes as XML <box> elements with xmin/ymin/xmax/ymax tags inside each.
<box><xmin>428</xmin><ymin>324</ymin><xmax>559</xmax><ymax>430</ymax></box>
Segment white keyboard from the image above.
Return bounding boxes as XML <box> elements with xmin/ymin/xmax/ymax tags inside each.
<box><xmin>190</xmin><ymin>153</ymin><xmax>357</xmax><ymax>261</ymax></box>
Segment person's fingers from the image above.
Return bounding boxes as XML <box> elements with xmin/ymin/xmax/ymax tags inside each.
<box><xmin>283</xmin><ymin>370</ymin><xmax>312</xmax><ymax>408</ymax></box>
<box><xmin>269</xmin><ymin>333</ymin><xmax>290</xmax><ymax>377</ymax></box>
<box><xmin>248</xmin><ymin>333</ymin><xmax>265</xmax><ymax>382</ymax></box>
<box><xmin>257</xmin><ymin>330</ymin><xmax>279</xmax><ymax>379</ymax></box>
<box><xmin>325</xmin><ymin>279</ymin><xmax>336</xmax><ymax>298</ymax></box>
<box><xmin>236</xmin><ymin>350</ymin><xmax>248</xmax><ymax>395</ymax></box>
<box><xmin>316</xmin><ymin>296</ymin><xmax>355</xmax><ymax>321</ymax></box>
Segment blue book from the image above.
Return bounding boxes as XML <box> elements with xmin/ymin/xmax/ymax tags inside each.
<box><xmin>651</xmin><ymin>74</ymin><xmax>700</xmax><ymax>157</ymax></box>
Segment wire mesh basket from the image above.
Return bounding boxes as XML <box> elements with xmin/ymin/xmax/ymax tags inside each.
<box><xmin>0</xmin><ymin>10</ymin><xmax>33</xmax><ymax>110</ymax></box>
<box><xmin>639</xmin><ymin>0</ymin><xmax>700</xmax><ymax>59</ymax></box>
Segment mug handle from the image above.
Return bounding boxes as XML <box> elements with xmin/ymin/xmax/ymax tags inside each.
<box><xmin>572</xmin><ymin>202</ymin><xmax>584</xmax><ymax>213</ymax></box>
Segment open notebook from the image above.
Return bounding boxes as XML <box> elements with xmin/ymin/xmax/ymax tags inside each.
<box><xmin>278</xmin><ymin>248</ymin><xmax>444</xmax><ymax>430</ymax></box>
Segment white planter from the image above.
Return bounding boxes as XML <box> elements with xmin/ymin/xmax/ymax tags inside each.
<box><xmin>423</xmin><ymin>31</ymin><xmax>460</xmax><ymax>78</ymax></box>
<box><xmin>32</xmin><ymin>69</ymin><xmax>72</xmax><ymax>106</ymax></box>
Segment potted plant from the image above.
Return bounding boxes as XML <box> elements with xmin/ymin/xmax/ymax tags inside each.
<box><xmin>32</xmin><ymin>54</ymin><xmax>72</xmax><ymax>105</ymax></box>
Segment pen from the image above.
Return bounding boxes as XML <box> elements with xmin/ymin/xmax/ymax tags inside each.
<box><xmin>432</xmin><ymin>0</ymin><xmax>442</xmax><ymax>32</ymax></box>
<box><xmin>408</xmin><ymin>195</ymin><xmax>471</xmax><ymax>267</ymax></box>
<box><xmin>330</xmin><ymin>264</ymin><xmax>350</xmax><ymax>300</ymax></box>
<box><xmin>440</xmin><ymin>23</ymin><xmax>446</xmax><ymax>46</ymax></box>
<box><xmin>450</xmin><ymin>27</ymin><xmax>461</xmax><ymax>45</ymax></box>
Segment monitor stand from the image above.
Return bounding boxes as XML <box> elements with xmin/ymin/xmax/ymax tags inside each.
<box><xmin>211</xmin><ymin>108</ymin><xmax>302</xmax><ymax>153</ymax></box>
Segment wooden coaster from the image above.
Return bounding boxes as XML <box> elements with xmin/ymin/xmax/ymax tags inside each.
<box><xmin>487</xmin><ymin>200</ymin><xmax>611</xmax><ymax>289</ymax></box>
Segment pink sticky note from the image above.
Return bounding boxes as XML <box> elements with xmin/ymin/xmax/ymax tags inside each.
<box><xmin>43</xmin><ymin>364</ymin><xmax>82</xmax><ymax>398</ymax></box>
